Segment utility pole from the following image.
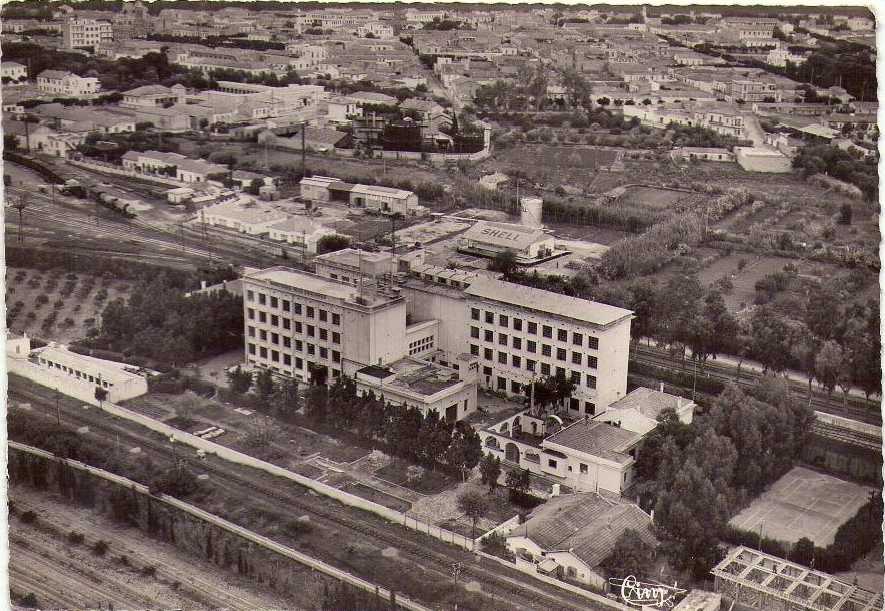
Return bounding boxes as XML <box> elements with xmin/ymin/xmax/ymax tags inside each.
<box><xmin>301</xmin><ymin>121</ymin><xmax>306</xmax><ymax>177</ymax></box>
<box><xmin>13</xmin><ymin>193</ymin><xmax>28</xmax><ymax>243</ymax></box>
<box><xmin>55</xmin><ymin>387</ymin><xmax>61</xmax><ymax>426</ymax></box>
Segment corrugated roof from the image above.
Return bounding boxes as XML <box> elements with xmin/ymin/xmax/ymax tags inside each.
<box><xmin>465</xmin><ymin>276</ymin><xmax>633</xmax><ymax>328</ymax></box>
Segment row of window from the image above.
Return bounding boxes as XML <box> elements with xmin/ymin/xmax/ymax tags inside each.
<box><xmin>247</xmin><ymin>322</ymin><xmax>341</xmax><ymax>345</ymax></box>
<box><xmin>470</xmin><ymin>309</ymin><xmax>599</xmax><ymax>349</ymax></box>
<box><xmin>473</xmin><ymin>346</ymin><xmax>597</xmax><ymax>388</ymax></box>
<box><xmin>246</xmin><ymin>290</ymin><xmax>341</xmax><ymax>326</ymax></box>
<box><xmin>38</xmin><ymin>358</ymin><xmax>112</xmax><ymax>388</ymax></box>
<box><xmin>470</xmin><ymin>327</ymin><xmax>598</xmax><ymax>368</ymax></box>
<box><xmin>247</xmin><ymin>342</ymin><xmax>341</xmax><ymax>364</ymax></box>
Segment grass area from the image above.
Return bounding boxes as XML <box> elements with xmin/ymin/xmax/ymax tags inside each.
<box><xmin>374</xmin><ymin>460</ymin><xmax>455</xmax><ymax>495</ymax></box>
<box><xmin>480</xmin><ymin>145</ymin><xmax>619</xmax><ymax>189</ymax></box>
<box><xmin>344</xmin><ymin>481</ymin><xmax>412</xmax><ymax>512</ymax></box>
<box><xmin>5</xmin><ymin>267</ymin><xmax>131</xmax><ymax>344</ymax></box>
<box><xmin>618</xmin><ymin>185</ymin><xmax>690</xmax><ymax>210</ymax></box>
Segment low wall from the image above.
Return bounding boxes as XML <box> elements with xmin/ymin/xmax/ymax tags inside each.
<box><xmin>9</xmin><ymin>441</ymin><xmax>429</xmax><ymax>611</ymax></box>
<box><xmin>476</xmin><ymin>514</ymin><xmax>520</xmax><ymax>543</ymax></box>
<box><xmin>76</xmin><ymin>395</ymin><xmax>478</xmax><ymax>551</ymax></box>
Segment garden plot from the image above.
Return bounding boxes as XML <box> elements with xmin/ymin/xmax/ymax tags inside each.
<box><xmin>616</xmin><ymin>185</ymin><xmax>690</xmax><ymax>210</ymax></box>
<box><xmin>697</xmin><ymin>255</ymin><xmax>802</xmax><ymax>313</ymax></box>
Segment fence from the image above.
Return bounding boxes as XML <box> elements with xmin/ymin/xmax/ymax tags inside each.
<box><xmin>9</xmin><ymin>441</ymin><xmax>431</xmax><ymax>611</ymax></box>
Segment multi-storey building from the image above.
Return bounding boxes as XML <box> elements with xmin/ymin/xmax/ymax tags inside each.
<box><xmin>463</xmin><ymin>277</ymin><xmax>633</xmax><ymax>416</ymax></box>
<box><xmin>62</xmin><ymin>17</ymin><xmax>114</xmax><ymax>50</ymax></box>
<box><xmin>1</xmin><ymin>62</ymin><xmax>27</xmax><ymax>81</ymax></box>
<box><xmin>242</xmin><ymin>267</ymin><xmax>408</xmax><ymax>384</ymax></box>
<box><xmin>36</xmin><ymin>70</ymin><xmax>101</xmax><ymax>96</ymax></box>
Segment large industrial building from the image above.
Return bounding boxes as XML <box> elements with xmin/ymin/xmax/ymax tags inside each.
<box><xmin>241</xmin><ymin>259</ymin><xmax>640</xmax><ymax>423</ymax></box>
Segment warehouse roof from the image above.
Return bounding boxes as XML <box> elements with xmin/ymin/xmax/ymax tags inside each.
<box><xmin>461</xmin><ymin>220</ymin><xmax>549</xmax><ymax>251</ymax></box>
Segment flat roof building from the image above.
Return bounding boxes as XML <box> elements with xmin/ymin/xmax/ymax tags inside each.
<box><xmin>242</xmin><ymin>267</ymin><xmax>409</xmax><ymax>385</ymax></box>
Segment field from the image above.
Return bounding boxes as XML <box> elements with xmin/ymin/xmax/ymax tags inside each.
<box><xmin>696</xmin><ymin>255</ymin><xmax>797</xmax><ymax>312</ymax></box>
<box><xmin>617</xmin><ymin>185</ymin><xmax>690</xmax><ymax>210</ymax></box>
<box><xmin>729</xmin><ymin>466</ymin><xmax>874</xmax><ymax>547</ymax></box>
<box><xmin>10</xmin><ymin>486</ymin><xmax>297</xmax><ymax>610</ymax></box>
<box><xmin>6</xmin><ymin>267</ymin><xmax>131</xmax><ymax>344</ymax></box>
<box><xmin>481</xmin><ymin>145</ymin><xmax>619</xmax><ymax>190</ymax></box>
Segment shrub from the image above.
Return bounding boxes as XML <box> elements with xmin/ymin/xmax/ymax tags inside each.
<box><xmin>286</xmin><ymin>517</ymin><xmax>314</xmax><ymax>536</ymax></box>
<box><xmin>92</xmin><ymin>540</ymin><xmax>109</xmax><ymax>556</ymax></box>
<box><xmin>19</xmin><ymin>593</ymin><xmax>38</xmax><ymax>609</ymax></box>
<box><xmin>141</xmin><ymin>565</ymin><xmax>157</xmax><ymax>577</ymax></box>
<box><xmin>67</xmin><ymin>531</ymin><xmax>85</xmax><ymax>545</ymax></box>
<box><xmin>20</xmin><ymin>510</ymin><xmax>37</xmax><ymax>524</ymax></box>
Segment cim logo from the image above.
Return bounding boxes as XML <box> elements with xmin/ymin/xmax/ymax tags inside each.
<box><xmin>609</xmin><ymin>575</ymin><xmax>687</xmax><ymax>609</ymax></box>
<box><xmin>480</xmin><ymin>227</ymin><xmax>521</xmax><ymax>241</ymax></box>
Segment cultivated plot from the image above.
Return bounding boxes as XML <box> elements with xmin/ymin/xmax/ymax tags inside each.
<box><xmin>729</xmin><ymin>466</ymin><xmax>874</xmax><ymax>547</ymax></box>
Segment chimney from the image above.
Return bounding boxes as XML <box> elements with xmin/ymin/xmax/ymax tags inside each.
<box><xmin>677</xmin><ymin>397</ymin><xmax>682</xmax><ymax>410</ymax></box>
<box><xmin>659</xmin><ymin>382</ymin><xmax>664</xmax><ymax>393</ymax></box>
<box><xmin>201</xmin><ymin>280</ymin><xmax>207</xmax><ymax>290</ymax></box>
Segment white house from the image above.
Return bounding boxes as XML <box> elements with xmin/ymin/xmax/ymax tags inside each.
<box><xmin>266</xmin><ymin>216</ymin><xmax>343</xmax><ymax>253</ymax></box>
<box><xmin>199</xmin><ymin>199</ymin><xmax>288</xmax><ymax>235</ymax></box>
<box><xmin>1</xmin><ymin>61</ymin><xmax>27</xmax><ymax>81</ymax></box>
<box><xmin>36</xmin><ymin>70</ymin><xmax>100</xmax><ymax>96</ymax></box>
<box><xmin>505</xmin><ymin>493</ymin><xmax>656</xmax><ymax>591</ymax></box>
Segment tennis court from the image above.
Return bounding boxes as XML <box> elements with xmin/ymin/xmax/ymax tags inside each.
<box><xmin>729</xmin><ymin>466</ymin><xmax>874</xmax><ymax>546</ymax></box>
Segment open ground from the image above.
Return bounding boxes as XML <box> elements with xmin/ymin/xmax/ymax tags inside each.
<box><xmin>729</xmin><ymin>466</ymin><xmax>874</xmax><ymax>547</ymax></box>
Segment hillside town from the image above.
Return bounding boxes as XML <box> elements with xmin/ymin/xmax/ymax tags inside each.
<box><xmin>3</xmin><ymin>2</ymin><xmax>881</xmax><ymax>611</ymax></box>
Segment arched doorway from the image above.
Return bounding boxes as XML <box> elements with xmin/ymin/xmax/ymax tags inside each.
<box><xmin>505</xmin><ymin>442</ymin><xmax>520</xmax><ymax>464</ymax></box>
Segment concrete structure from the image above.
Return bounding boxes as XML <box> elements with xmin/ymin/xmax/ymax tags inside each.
<box><xmin>355</xmin><ymin>357</ymin><xmax>478</xmax><ymax>422</ymax></box>
<box><xmin>505</xmin><ymin>493</ymin><xmax>655</xmax><ymax>590</ymax></box>
<box><xmin>464</xmin><ymin>276</ymin><xmax>633</xmax><ymax>412</ymax></box>
<box><xmin>36</xmin><ymin>70</ymin><xmax>100</xmax><ymax>96</ymax></box>
<box><xmin>242</xmin><ymin>267</ymin><xmax>409</xmax><ymax>384</ymax></box>
<box><xmin>7</xmin><ymin>336</ymin><xmax>149</xmax><ymax>404</ymax></box>
<box><xmin>712</xmin><ymin>546</ymin><xmax>883</xmax><ymax>611</ymax></box>
<box><xmin>121</xmin><ymin>151</ymin><xmax>229</xmax><ymax>183</ymax></box>
<box><xmin>1</xmin><ymin>61</ymin><xmax>28</xmax><ymax>81</ymax></box>
<box><xmin>672</xmin><ymin>147</ymin><xmax>735</xmax><ymax>163</ymax></box>
<box><xmin>299</xmin><ymin>176</ymin><xmax>421</xmax><ymax>216</ymax></box>
<box><xmin>458</xmin><ymin>221</ymin><xmax>556</xmax><ymax>264</ymax></box>
<box><xmin>734</xmin><ymin>147</ymin><xmax>792</xmax><ymax>173</ymax></box>
<box><xmin>673</xmin><ymin>591</ymin><xmax>722</xmax><ymax>611</ymax></box>
<box><xmin>121</xmin><ymin>84</ymin><xmax>186</xmax><ymax>109</ymax></box>
<box><xmin>599</xmin><ymin>386</ymin><xmax>695</xmax><ymax>435</ymax></box>
<box><xmin>266</xmin><ymin>217</ymin><xmax>343</xmax><ymax>253</ymax></box>
<box><xmin>62</xmin><ymin>17</ymin><xmax>113</xmax><ymax>50</ymax></box>
<box><xmin>199</xmin><ymin>200</ymin><xmax>288</xmax><ymax>235</ymax></box>
<box><xmin>314</xmin><ymin>248</ymin><xmax>396</xmax><ymax>285</ymax></box>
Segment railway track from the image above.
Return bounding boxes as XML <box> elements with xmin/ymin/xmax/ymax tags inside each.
<box><xmin>630</xmin><ymin>348</ymin><xmax>881</xmax><ymax>426</ymax></box>
<box><xmin>6</xmin><ymin>187</ymin><xmax>275</xmax><ymax>267</ymax></box>
<box><xmin>9</xmin><ymin>380</ymin><xmax>609</xmax><ymax>611</ymax></box>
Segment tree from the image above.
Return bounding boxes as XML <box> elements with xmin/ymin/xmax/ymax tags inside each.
<box><xmin>602</xmin><ymin>529</ymin><xmax>656</xmax><ymax>579</ymax></box>
<box><xmin>316</xmin><ymin>234</ymin><xmax>350</xmax><ymax>255</ymax></box>
<box><xmin>814</xmin><ymin>340</ymin><xmax>843</xmax><ymax>398</ymax></box>
<box><xmin>793</xmin><ymin>537</ymin><xmax>816</xmax><ymax>567</ymax></box>
<box><xmin>94</xmin><ymin>386</ymin><xmax>108</xmax><ymax>408</ymax></box>
<box><xmin>838</xmin><ymin>203</ymin><xmax>852</xmax><ymax>225</ymax></box>
<box><xmin>447</xmin><ymin>421</ymin><xmax>482</xmax><ymax>481</ymax></box>
<box><xmin>524</xmin><ymin>374</ymin><xmax>575</xmax><ymax>415</ymax></box>
<box><xmin>505</xmin><ymin>467</ymin><xmax>531</xmax><ymax>501</ymax></box>
<box><xmin>226</xmin><ymin>365</ymin><xmax>253</xmax><ymax>395</ymax></box>
<box><xmin>254</xmin><ymin>368</ymin><xmax>276</xmax><ymax>404</ymax></box>
<box><xmin>457</xmin><ymin>490</ymin><xmax>490</xmax><ymax>539</ymax></box>
<box><xmin>274</xmin><ymin>378</ymin><xmax>301</xmax><ymax>420</ymax></box>
<box><xmin>479</xmin><ymin>454</ymin><xmax>502</xmax><ymax>493</ymax></box>
<box><xmin>488</xmin><ymin>249</ymin><xmax>518</xmax><ymax>277</ymax></box>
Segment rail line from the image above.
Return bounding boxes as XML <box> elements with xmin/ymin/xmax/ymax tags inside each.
<box><xmin>9</xmin><ymin>380</ymin><xmax>608</xmax><ymax>611</ymax></box>
<box><xmin>630</xmin><ymin>348</ymin><xmax>881</xmax><ymax>426</ymax></box>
